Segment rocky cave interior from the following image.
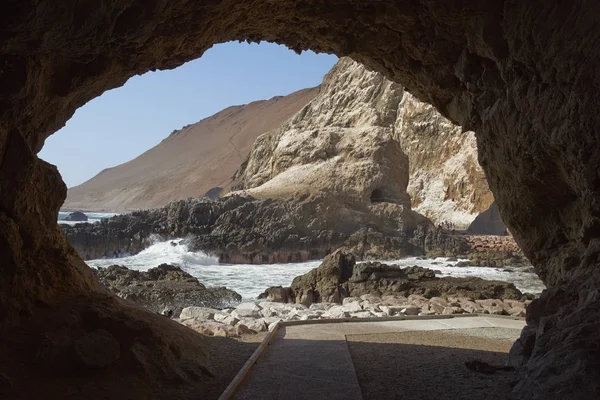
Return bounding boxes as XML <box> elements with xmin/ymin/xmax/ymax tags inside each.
<box><xmin>1</xmin><ymin>1</ymin><xmax>599</xmax><ymax>399</ymax></box>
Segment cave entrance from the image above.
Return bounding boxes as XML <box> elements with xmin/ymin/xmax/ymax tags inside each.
<box><xmin>2</xmin><ymin>2</ymin><xmax>598</xmax><ymax>398</ymax></box>
<box><xmin>370</xmin><ymin>188</ymin><xmax>385</xmax><ymax>203</ymax></box>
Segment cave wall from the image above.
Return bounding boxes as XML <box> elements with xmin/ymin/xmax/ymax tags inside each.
<box><xmin>2</xmin><ymin>1</ymin><xmax>600</xmax><ymax>398</ymax></box>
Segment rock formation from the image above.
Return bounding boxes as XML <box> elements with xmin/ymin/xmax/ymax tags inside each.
<box><xmin>263</xmin><ymin>250</ymin><xmax>526</xmax><ymax>306</ymax></box>
<box><xmin>93</xmin><ymin>264</ymin><xmax>242</xmax><ymax>317</ymax></box>
<box><xmin>64</xmin><ymin>88</ymin><xmax>317</xmax><ymax>211</ymax></box>
<box><xmin>231</xmin><ymin>58</ymin><xmax>493</xmax><ymax>228</ymax></box>
<box><xmin>2</xmin><ymin>2</ymin><xmax>600</xmax><ymax>398</ymax></box>
<box><xmin>62</xmin><ymin>195</ymin><xmax>430</xmax><ymax>263</ymax></box>
<box><xmin>396</xmin><ymin>92</ymin><xmax>494</xmax><ymax>229</ymax></box>
<box><xmin>64</xmin><ymin>211</ymin><xmax>88</xmax><ymax>221</ymax></box>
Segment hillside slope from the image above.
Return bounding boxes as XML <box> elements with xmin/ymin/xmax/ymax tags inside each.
<box><xmin>64</xmin><ymin>88</ymin><xmax>318</xmax><ymax>211</ymax></box>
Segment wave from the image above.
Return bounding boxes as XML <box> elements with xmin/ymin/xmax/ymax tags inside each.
<box><xmin>86</xmin><ymin>239</ymin><xmax>545</xmax><ymax>300</ymax></box>
<box><xmin>87</xmin><ymin>239</ymin><xmax>219</xmax><ymax>270</ymax></box>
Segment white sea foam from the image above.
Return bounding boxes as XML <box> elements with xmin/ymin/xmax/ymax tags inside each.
<box><xmin>87</xmin><ymin>239</ymin><xmax>321</xmax><ymax>300</ymax></box>
<box><xmin>87</xmin><ymin>239</ymin><xmax>545</xmax><ymax>300</ymax></box>
<box><xmin>383</xmin><ymin>257</ymin><xmax>546</xmax><ymax>295</ymax></box>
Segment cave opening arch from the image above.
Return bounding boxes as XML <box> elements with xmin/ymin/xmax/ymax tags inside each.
<box><xmin>2</xmin><ymin>1</ymin><xmax>600</xmax><ymax>398</ymax></box>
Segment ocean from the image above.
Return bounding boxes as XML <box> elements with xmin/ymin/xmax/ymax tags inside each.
<box><xmin>86</xmin><ymin>238</ymin><xmax>546</xmax><ymax>300</ymax></box>
<box><xmin>58</xmin><ymin>211</ymin><xmax>118</xmax><ymax>226</ymax></box>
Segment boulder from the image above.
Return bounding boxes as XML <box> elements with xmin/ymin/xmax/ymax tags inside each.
<box><xmin>322</xmin><ymin>305</ymin><xmax>350</xmax><ymax>319</ymax></box>
<box><xmin>460</xmin><ymin>300</ymin><xmax>485</xmax><ymax>314</ymax></box>
<box><xmin>64</xmin><ymin>211</ymin><xmax>88</xmax><ymax>222</ymax></box>
<box><xmin>213</xmin><ymin>314</ymin><xmax>239</xmax><ymax>326</ymax></box>
<box><xmin>258</xmin><ymin>286</ymin><xmax>293</xmax><ymax>302</ymax></box>
<box><xmin>179</xmin><ymin>307</ymin><xmax>218</xmax><ymax>321</ymax></box>
<box><xmin>93</xmin><ymin>264</ymin><xmax>241</xmax><ymax>317</ymax></box>
<box><xmin>401</xmin><ymin>307</ymin><xmax>421</xmax><ymax>316</ymax></box>
<box><xmin>180</xmin><ymin>320</ymin><xmax>237</xmax><ymax>337</ymax></box>
<box><xmin>236</xmin><ymin>318</ymin><xmax>267</xmax><ymax>332</ymax></box>
<box><xmin>232</xmin><ymin>302</ymin><xmax>262</xmax><ymax>319</ymax></box>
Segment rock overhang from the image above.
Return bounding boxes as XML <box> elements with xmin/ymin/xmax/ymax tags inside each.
<box><xmin>1</xmin><ymin>1</ymin><xmax>600</xmax><ymax>398</ymax></box>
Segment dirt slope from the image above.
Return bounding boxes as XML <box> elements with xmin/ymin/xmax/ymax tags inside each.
<box><xmin>64</xmin><ymin>88</ymin><xmax>318</xmax><ymax>211</ymax></box>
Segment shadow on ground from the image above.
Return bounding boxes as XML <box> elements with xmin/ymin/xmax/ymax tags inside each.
<box><xmin>347</xmin><ymin>330</ymin><xmax>517</xmax><ymax>400</ymax></box>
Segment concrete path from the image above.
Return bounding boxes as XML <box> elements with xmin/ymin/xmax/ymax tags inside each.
<box><xmin>234</xmin><ymin>316</ymin><xmax>525</xmax><ymax>400</ymax></box>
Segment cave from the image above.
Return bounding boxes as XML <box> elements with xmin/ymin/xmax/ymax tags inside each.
<box><xmin>1</xmin><ymin>1</ymin><xmax>600</xmax><ymax>399</ymax></box>
<box><xmin>370</xmin><ymin>188</ymin><xmax>385</xmax><ymax>203</ymax></box>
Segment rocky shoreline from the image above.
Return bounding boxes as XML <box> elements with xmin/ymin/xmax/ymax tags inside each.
<box><xmin>176</xmin><ymin>293</ymin><xmax>530</xmax><ymax>338</ymax></box>
<box><xmin>91</xmin><ymin>250</ymin><xmax>535</xmax><ymax>339</ymax></box>
<box><xmin>93</xmin><ymin>264</ymin><xmax>242</xmax><ymax>317</ymax></box>
<box><xmin>61</xmin><ymin>197</ymin><xmax>530</xmax><ymax>268</ymax></box>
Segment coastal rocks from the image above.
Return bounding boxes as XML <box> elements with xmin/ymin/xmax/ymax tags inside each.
<box><xmin>178</xmin><ymin>294</ymin><xmax>531</xmax><ymax>339</ymax></box>
<box><xmin>93</xmin><ymin>264</ymin><xmax>241</xmax><ymax>317</ymax></box>
<box><xmin>62</xmin><ymin>195</ymin><xmax>431</xmax><ymax>263</ymax></box>
<box><xmin>273</xmin><ymin>250</ymin><xmax>526</xmax><ymax>306</ymax></box>
<box><xmin>60</xmin><ymin>216</ymin><xmax>153</xmax><ymax>260</ymax></box>
<box><xmin>64</xmin><ymin>211</ymin><xmax>88</xmax><ymax>222</ymax></box>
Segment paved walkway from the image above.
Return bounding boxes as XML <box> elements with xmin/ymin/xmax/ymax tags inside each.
<box><xmin>234</xmin><ymin>316</ymin><xmax>525</xmax><ymax>400</ymax></box>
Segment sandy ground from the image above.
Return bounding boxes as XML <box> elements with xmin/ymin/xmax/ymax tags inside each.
<box><xmin>347</xmin><ymin>328</ymin><xmax>519</xmax><ymax>400</ymax></box>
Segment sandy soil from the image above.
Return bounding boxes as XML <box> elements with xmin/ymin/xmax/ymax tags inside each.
<box><xmin>347</xmin><ymin>328</ymin><xmax>519</xmax><ymax>400</ymax></box>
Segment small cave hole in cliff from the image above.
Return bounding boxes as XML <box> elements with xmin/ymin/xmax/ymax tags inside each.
<box><xmin>370</xmin><ymin>188</ymin><xmax>385</xmax><ymax>203</ymax></box>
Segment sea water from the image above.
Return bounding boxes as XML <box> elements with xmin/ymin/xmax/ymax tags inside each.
<box><xmin>58</xmin><ymin>211</ymin><xmax>118</xmax><ymax>226</ymax></box>
<box><xmin>86</xmin><ymin>238</ymin><xmax>546</xmax><ymax>300</ymax></box>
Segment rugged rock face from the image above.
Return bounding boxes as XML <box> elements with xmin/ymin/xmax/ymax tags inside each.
<box><xmin>265</xmin><ymin>250</ymin><xmax>526</xmax><ymax>305</ymax></box>
<box><xmin>2</xmin><ymin>2</ymin><xmax>600</xmax><ymax>398</ymax></box>
<box><xmin>232</xmin><ymin>58</ymin><xmax>492</xmax><ymax>228</ymax></box>
<box><xmin>396</xmin><ymin>92</ymin><xmax>494</xmax><ymax>228</ymax></box>
<box><xmin>62</xmin><ymin>195</ymin><xmax>430</xmax><ymax>263</ymax></box>
<box><xmin>93</xmin><ymin>264</ymin><xmax>242</xmax><ymax>317</ymax></box>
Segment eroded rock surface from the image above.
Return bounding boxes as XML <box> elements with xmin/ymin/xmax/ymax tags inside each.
<box><xmin>263</xmin><ymin>250</ymin><xmax>527</xmax><ymax>306</ymax></box>
<box><xmin>62</xmin><ymin>195</ymin><xmax>432</xmax><ymax>263</ymax></box>
<box><xmin>2</xmin><ymin>1</ymin><xmax>600</xmax><ymax>398</ymax></box>
<box><xmin>231</xmin><ymin>58</ymin><xmax>493</xmax><ymax>228</ymax></box>
<box><xmin>93</xmin><ymin>264</ymin><xmax>242</xmax><ymax>317</ymax></box>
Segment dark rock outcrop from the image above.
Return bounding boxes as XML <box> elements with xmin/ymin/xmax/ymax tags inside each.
<box><xmin>62</xmin><ymin>195</ymin><xmax>431</xmax><ymax>262</ymax></box>
<box><xmin>64</xmin><ymin>211</ymin><xmax>88</xmax><ymax>222</ymax></box>
<box><xmin>2</xmin><ymin>1</ymin><xmax>600</xmax><ymax>398</ymax></box>
<box><xmin>263</xmin><ymin>250</ymin><xmax>525</xmax><ymax>306</ymax></box>
<box><xmin>93</xmin><ymin>264</ymin><xmax>241</xmax><ymax>317</ymax></box>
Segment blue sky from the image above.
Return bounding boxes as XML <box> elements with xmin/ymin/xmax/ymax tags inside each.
<box><xmin>39</xmin><ymin>41</ymin><xmax>338</xmax><ymax>188</ymax></box>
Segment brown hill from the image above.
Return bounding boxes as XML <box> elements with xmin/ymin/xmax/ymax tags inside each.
<box><xmin>64</xmin><ymin>88</ymin><xmax>318</xmax><ymax>211</ymax></box>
